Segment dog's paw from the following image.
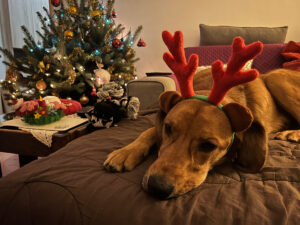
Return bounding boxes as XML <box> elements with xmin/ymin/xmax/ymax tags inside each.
<box><xmin>274</xmin><ymin>130</ymin><xmax>300</xmax><ymax>143</ymax></box>
<box><xmin>103</xmin><ymin>147</ymin><xmax>144</xmax><ymax>172</ymax></box>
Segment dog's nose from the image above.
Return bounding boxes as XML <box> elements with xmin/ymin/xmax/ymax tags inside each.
<box><xmin>147</xmin><ymin>175</ymin><xmax>174</xmax><ymax>199</ymax></box>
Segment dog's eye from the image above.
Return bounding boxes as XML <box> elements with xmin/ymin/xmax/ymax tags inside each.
<box><xmin>164</xmin><ymin>123</ymin><xmax>172</xmax><ymax>136</ymax></box>
<box><xmin>199</xmin><ymin>141</ymin><xmax>217</xmax><ymax>152</ymax></box>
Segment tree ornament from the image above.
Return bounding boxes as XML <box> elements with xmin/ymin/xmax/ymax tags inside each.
<box><xmin>36</xmin><ymin>79</ymin><xmax>47</xmax><ymax>90</ymax></box>
<box><xmin>5</xmin><ymin>65</ymin><xmax>21</xmax><ymax>82</ymax></box>
<box><xmin>112</xmin><ymin>9</ymin><xmax>117</xmax><ymax>18</ymax></box>
<box><xmin>51</xmin><ymin>0</ymin><xmax>60</xmax><ymax>7</ymax></box>
<box><xmin>67</xmin><ymin>6</ymin><xmax>78</xmax><ymax>16</ymax></box>
<box><xmin>80</xmin><ymin>94</ymin><xmax>89</xmax><ymax>105</ymax></box>
<box><xmin>89</xmin><ymin>10</ymin><xmax>101</xmax><ymax>18</ymax></box>
<box><xmin>94</xmin><ymin>63</ymin><xmax>111</xmax><ymax>86</ymax></box>
<box><xmin>91</xmin><ymin>86</ymin><xmax>97</xmax><ymax>96</ymax></box>
<box><xmin>112</xmin><ymin>39</ymin><xmax>121</xmax><ymax>48</ymax></box>
<box><xmin>67</xmin><ymin>69</ymin><xmax>76</xmax><ymax>84</ymax></box>
<box><xmin>137</xmin><ymin>38</ymin><xmax>146</xmax><ymax>47</ymax></box>
<box><xmin>64</xmin><ymin>30</ymin><xmax>74</xmax><ymax>40</ymax></box>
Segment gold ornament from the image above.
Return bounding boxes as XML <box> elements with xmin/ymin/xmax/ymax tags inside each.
<box><xmin>5</xmin><ymin>65</ymin><xmax>21</xmax><ymax>82</ymax></box>
<box><xmin>68</xmin><ymin>6</ymin><xmax>78</xmax><ymax>16</ymax></box>
<box><xmin>67</xmin><ymin>69</ymin><xmax>76</xmax><ymax>84</ymax></box>
<box><xmin>38</xmin><ymin>61</ymin><xmax>50</xmax><ymax>74</ymax></box>
<box><xmin>36</xmin><ymin>79</ymin><xmax>47</xmax><ymax>90</ymax></box>
<box><xmin>64</xmin><ymin>30</ymin><xmax>74</xmax><ymax>40</ymax></box>
<box><xmin>89</xmin><ymin>10</ymin><xmax>101</xmax><ymax>18</ymax></box>
<box><xmin>80</xmin><ymin>94</ymin><xmax>89</xmax><ymax>105</ymax></box>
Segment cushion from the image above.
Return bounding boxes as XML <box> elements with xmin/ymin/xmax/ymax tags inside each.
<box><xmin>196</xmin><ymin>59</ymin><xmax>253</xmax><ymax>72</ymax></box>
<box><xmin>199</xmin><ymin>24</ymin><xmax>288</xmax><ymax>45</ymax></box>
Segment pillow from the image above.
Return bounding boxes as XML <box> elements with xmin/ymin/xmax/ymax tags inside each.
<box><xmin>196</xmin><ymin>59</ymin><xmax>253</xmax><ymax>73</ymax></box>
<box><xmin>199</xmin><ymin>24</ymin><xmax>288</xmax><ymax>45</ymax></box>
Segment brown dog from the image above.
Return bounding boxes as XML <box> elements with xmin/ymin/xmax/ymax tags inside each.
<box><xmin>104</xmin><ymin>35</ymin><xmax>300</xmax><ymax>199</ymax></box>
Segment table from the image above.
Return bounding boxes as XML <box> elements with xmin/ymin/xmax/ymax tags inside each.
<box><xmin>0</xmin><ymin>123</ymin><xmax>90</xmax><ymax>166</ymax></box>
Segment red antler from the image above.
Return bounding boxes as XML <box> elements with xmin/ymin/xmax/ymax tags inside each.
<box><xmin>208</xmin><ymin>37</ymin><xmax>263</xmax><ymax>105</ymax></box>
<box><xmin>162</xmin><ymin>31</ymin><xmax>198</xmax><ymax>98</ymax></box>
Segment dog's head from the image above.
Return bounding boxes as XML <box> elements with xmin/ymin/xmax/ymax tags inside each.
<box><xmin>142</xmin><ymin>91</ymin><xmax>256</xmax><ymax>198</ymax></box>
<box><xmin>142</xmin><ymin>31</ymin><xmax>263</xmax><ymax>199</ymax></box>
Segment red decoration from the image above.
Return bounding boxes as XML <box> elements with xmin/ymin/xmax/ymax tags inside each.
<box><xmin>137</xmin><ymin>38</ymin><xmax>146</xmax><ymax>47</ymax></box>
<box><xmin>281</xmin><ymin>41</ymin><xmax>300</xmax><ymax>72</ymax></box>
<box><xmin>162</xmin><ymin>30</ymin><xmax>263</xmax><ymax>105</ymax></box>
<box><xmin>51</xmin><ymin>0</ymin><xmax>61</xmax><ymax>7</ymax></box>
<box><xmin>91</xmin><ymin>87</ymin><xmax>97</xmax><ymax>96</ymax></box>
<box><xmin>112</xmin><ymin>39</ymin><xmax>121</xmax><ymax>48</ymax></box>
<box><xmin>112</xmin><ymin>10</ymin><xmax>117</xmax><ymax>18</ymax></box>
<box><xmin>60</xmin><ymin>99</ymin><xmax>82</xmax><ymax>115</ymax></box>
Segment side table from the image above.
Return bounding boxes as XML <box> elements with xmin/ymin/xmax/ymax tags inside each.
<box><xmin>0</xmin><ymin>123</ymin><xmax>90</xmax><ymax>167</ymax></box>
<box><xmin>0</xmin><ymin>123</ymin><xmax>89</xmax><ymax>157</ymax></box>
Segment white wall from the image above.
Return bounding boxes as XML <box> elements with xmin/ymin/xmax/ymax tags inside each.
<box><xmin>114</xmin><ymin>0</ymin><xmax>300</xmax><ymax>77</ymax></box>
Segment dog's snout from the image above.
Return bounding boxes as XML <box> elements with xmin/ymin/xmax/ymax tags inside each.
<box><xmin>147</xmin><ymin>175</ymin><xmax>174</xmax><ymax>199</ymax></box>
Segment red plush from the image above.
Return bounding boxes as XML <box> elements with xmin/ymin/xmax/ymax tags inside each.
<box><xmin>208</xmin><ymin>37</ymin><xmax>263</xmax><ymax>105</ymax></box>
<box><xmin>282</xmin><ymin>41</ymin><xmax>300</xmax><ymax>54</ymax></box>
<box><xmin>162</xmin><ymin>31</ymin><xmax>198</xmax><ymax>98</ymax></box>
<box><xmin>162</xmin><ymin>30</ymin><xmax>263</xmax><ymax>105</ymax></box>
<box><xmin>281</xmin><ymin>41</ymin><xmax>300</xmax><ymax>71</ymax></box>
<box><xmin>60</xmin><ymin>99</ymin><xmax>82</xmax><ymax>115</ymax></box>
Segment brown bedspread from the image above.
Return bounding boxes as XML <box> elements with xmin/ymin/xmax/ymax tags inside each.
<box><xmin>0</xmin><ymin>111</ymin><xmax>300</xmax><ymax>225</ymax></box>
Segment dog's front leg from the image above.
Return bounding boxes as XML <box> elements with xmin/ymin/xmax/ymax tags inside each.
<box><xmin>104</xmin><ymin>127</ymin><xmax>157</xmax><ymax>172</ymax></box>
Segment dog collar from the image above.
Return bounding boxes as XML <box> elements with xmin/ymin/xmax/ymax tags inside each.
<box><xmin>189</xmin><ymin>95</ymin><xmax>235</xmax><ymax>152</ymax></box>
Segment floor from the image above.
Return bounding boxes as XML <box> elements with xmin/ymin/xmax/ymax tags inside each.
<box><xmin>0</xmin><ymin>152</ymin><xmax>20</xmax><ymax>177</ymax></box>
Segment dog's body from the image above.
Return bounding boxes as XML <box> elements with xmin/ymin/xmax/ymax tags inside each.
<box><xmin>104</xmin><ymin>68</ymin><xmax>300</xmax><ymax>199</ymax></box>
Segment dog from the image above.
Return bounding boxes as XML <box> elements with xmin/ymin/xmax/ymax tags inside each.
<box><xmin>104</xmin><ymin>31</ymin><xmax>300</xmax><ymax>199</ymax></box>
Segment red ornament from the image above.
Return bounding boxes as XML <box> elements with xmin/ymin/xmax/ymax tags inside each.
<box><xmin>91</xmin><ymin>87</ymin><xmax>97</xmax><ymax>96</ymax></box>
<box><xmin>51</xmin><ymin>0</ymin><xmax>60</xmax><ymax>7</ymax></box>
<box><xmin>112</xmin><ymin>39</ymin><xmax>121</xmax><ymax>48</ymax></box>
<box><xmin>137</xmin><ymin>38</ymin><xmax>146</xmax><ymax>47</ymax></box>
<box><xmin>112</xmin><ymin>10</ymin><xmax>117</xmax><ymax>18</ymax></box>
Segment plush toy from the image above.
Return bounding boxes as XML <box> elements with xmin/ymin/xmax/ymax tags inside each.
<box><xmin>85</xmin><ymin>81</ymin><xmax>140</xmax><ymax>128</ymax></box>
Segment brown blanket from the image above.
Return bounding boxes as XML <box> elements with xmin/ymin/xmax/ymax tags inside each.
<box><xmin>0</xmin><ymin>111</ymin><xmax>300</xmax><ymax>225</ymax></box>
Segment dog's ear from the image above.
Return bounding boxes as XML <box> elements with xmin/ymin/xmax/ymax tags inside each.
<box><xmin>235</xmin><ymin>121</ymin><xmax>268</xmax><ymax>172</ymax></box>
<box><xmin>222</xmin><ymin>103</ymin><xmax>254</xmax><ymax>132</ymax></box>
<box><xmin>159</xmin><ymin>91</ymin><xmax>183</xmax><ymax>113</ymax></box>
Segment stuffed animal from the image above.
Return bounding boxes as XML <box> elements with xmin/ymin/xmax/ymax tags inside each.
<box><xmin>86</xmin><ymin>81</ymin><xmax>140</xmax><ymax>128</ymax></box>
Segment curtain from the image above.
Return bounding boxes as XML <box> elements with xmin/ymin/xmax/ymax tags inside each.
<box><xmin>9</xmin><ymin>0</ymin><xmax>50</xmax><ymax>48</ymax></box>
<box><xmin>0</xmin><ymin>0</ymin><xmax>49</xmax><ymax>113</ymax></box>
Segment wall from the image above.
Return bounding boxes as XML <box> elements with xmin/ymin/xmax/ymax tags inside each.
<box><xmin>114</xmin><ymin>0</ymin><xmax>300</xmax><ymax>77</ymax></box>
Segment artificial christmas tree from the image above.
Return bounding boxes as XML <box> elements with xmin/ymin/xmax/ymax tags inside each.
<box><xmin>0</xmin><ymin>0</ymin><xmax>142</xmax><ymax>105</ymax></box>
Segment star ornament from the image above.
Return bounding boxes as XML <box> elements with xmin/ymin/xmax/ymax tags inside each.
<box><xmin>34</xmin><ymin>112</ymin><xmax>41</xmax><ymax>119</ymax></box>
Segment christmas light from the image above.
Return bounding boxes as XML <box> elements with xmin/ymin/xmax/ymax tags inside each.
<box><xmin>105</xmin><ymin>19</ymin><xmax>111</xmax><ymax>24</ymax></box>
<box><xmin>45</xmin><ymin>73</ymin><xmax>51</xmax><ymax>76</ymax></box>
<box><xmin>29</xmin><ymin>48</ymin><xmax>34</xmax><ymax>52</ymax></box>
<box><xmin>45</xmin><ymin>48</ymin><xmax>50</xmax><ymax>53</ymax></box>
<box><xmin>95</xmin><ymin>49</ymin><xmax>101</xmax><ymax>55</ymax></box>
<box><xmin>56</xmin><ymin>69</ymin><xmax>61</xmax><ymax>72</ymax></box>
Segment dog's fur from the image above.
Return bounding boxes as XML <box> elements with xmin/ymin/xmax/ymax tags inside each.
<box><xmin>104</xmin><ymin>68</ymin><xmax>300</xmax><ymax>199</ymax></box>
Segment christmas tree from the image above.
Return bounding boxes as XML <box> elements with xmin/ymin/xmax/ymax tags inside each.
<box><xmin>0</xmin><ymin>0</ymin><xmax>143</xmax><ymax>105</ymax></box>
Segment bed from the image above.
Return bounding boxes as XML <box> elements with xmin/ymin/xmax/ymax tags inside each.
<box><xmin>0</xmin><ymin>106</ymin><xmax>300</xmax><ymax>225</ymax></box>
<box><xmin>1</xmin><ymin>40</ymin><xmax>300</xmax><ymax>224</ymax></box>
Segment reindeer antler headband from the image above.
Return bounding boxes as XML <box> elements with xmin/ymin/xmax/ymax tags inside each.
<box><xmin>162</xmin><ymin>30</ymin><xmax>263</xmax><ymax>105</ymax></box>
